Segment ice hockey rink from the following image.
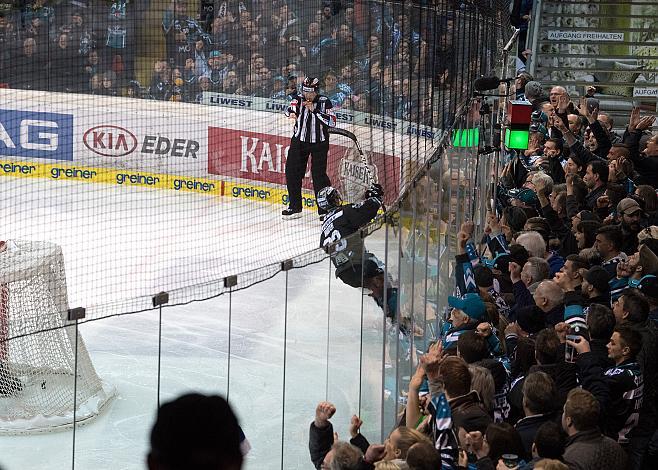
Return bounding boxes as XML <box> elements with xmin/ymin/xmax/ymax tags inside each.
<box><xmin>0</xmin><ymin>178</ymin><xmax>390</xmax><ymax>470</ymax></box>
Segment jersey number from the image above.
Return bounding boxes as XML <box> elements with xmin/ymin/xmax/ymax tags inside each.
<box><xmin>323</xmin><ymin>229</ymin><xmax>347</xmax><ymax>252</ymax></box>
<box><xmin>323</xmin><ymin>229</ymin><xmax>350</xmax><ymax>266</ymax></box>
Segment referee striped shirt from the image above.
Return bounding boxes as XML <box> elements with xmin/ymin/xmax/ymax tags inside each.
<box><xmin>285</xmin><ymin>93</ymin><xmax>336</xmax><ymax>143</ymax></box>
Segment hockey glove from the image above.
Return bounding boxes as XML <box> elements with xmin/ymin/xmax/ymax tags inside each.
<box><xmin>365</xmin><ymin>184</ymin><xmax>384</xmax><ymax>200</ymax></box>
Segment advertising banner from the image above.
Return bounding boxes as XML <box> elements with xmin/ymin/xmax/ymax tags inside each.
<box><xmin>0</xmin><ymin>109</ymin><xmax>73</xmax><ymax>161</ymax></box>
<box><xmin>208</xmin><ymin>126</ymin><xmax>400</xmax><ymax>203</ymax></box>
<box><xmin>201</xmin><ymin>92</ymin><xmax>440</xmax><ymax>142</ymax></box>
<box><xmin>78</xmin><ymin>117</ymin><xmax>207</xmax><ymax>176</ymax></box>
<box><xmin>0</xmin><ymin>89</ymin><xmax>405</xmax><ymax>204</ymax></box>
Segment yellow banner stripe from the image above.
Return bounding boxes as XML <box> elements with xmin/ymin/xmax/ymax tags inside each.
<box><xmin>0</xmin><ymin>160</ymin><xmax>316</xmax><ymax>206</ymax></box>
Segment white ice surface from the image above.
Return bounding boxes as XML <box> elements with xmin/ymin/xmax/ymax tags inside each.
<box><xmin>0</xmin><ymin>179</ymin><xmax>390</xmax><ymax>470</ymax></box>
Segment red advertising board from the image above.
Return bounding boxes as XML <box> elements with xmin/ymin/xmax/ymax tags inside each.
<box><xmin>208</xmin><ymin>127</ymin><xmax>400</xmax><ymax>203</ymax></box>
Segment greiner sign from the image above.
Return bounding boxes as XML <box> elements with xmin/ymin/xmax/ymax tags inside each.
<box><xmin>83</xmin><ymin>125</ymin><xmax>199</xmax><ymax>159</ymax></box>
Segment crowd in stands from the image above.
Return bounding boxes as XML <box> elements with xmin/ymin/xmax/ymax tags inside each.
<box><xmin>0</xmin><ymin>0</ymin><xmax>451</xmax><ymax>125</ymax></box>
<box><xmin>155</xmin><ymin>0</ymin><xmax>446</xmax><ymax>126</ymax></box>
<box><xmin>300</xmin><ymin>77</ymin><xmax>658</xmax><ymax>469</ymax></box>
<box><xmin>0</xmin><ymin>0</ymin><xmax>135</xmax><ymax>94</ymax></box>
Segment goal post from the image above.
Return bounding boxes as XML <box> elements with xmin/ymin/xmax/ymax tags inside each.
<box><xmin>0</xmin><ymin>240</ymin><xmax>115</xmax><ymax>434</ymax></box>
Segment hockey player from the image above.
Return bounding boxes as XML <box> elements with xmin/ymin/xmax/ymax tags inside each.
<box><xmin>282</xmin><ymin>77</ymin><xmax>337</xmax><ymax>220</ymax></box>
<box><xmin>318</xmin><ymin>184</ymin><xmax>385</xmax><ymax>288</ymax></box>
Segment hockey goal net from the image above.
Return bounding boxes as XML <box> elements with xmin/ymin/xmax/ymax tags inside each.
<box><xmin>0</xmin><ymin>240</ymin><xmax>114</xmax><ymax>434</ymax></box>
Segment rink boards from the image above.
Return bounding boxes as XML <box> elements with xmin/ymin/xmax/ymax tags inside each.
<box><xmin>0</xmin><ymin>89</ymin><xmax>443</xmax><ymax>207</ymax></box>
<box><xmin>0</xmin><ymin>158</ymin><xmax>318</xmax><ymax>208</ymax></box>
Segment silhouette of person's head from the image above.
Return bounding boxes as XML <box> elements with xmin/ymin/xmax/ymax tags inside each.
<box><xmin>148</xmin><ymin>393</ymin><xmax>243</xmax><ymax>470</ymax></box>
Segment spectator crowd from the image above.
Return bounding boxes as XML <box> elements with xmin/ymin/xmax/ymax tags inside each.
<box><xmin>0</xmin><ymin>0</ymin><xmax>454</xmax><ymax>125</ymax></box>
<box><xmin>301</xmin><ymin>70</ymin><xmax>658</xmax><ymax>469</ymax></box>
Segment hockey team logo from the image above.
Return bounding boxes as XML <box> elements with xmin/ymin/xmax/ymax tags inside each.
<box><xmin>83</xmin><ymin>125</ymin><xmax>138</xmax><ymax>157</ymax></box>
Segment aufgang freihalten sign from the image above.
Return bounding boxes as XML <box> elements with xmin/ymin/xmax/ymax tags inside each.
<box><xmin>547</xmin><ymin>31</ymin><xmax>625</xmax><ymax>42</ymax></box>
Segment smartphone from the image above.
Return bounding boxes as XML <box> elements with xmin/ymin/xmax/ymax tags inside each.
<box><xmin>565</xmin><ymin>335</ymin><xmax>580</xmax><ymax>363</ymax></box>
<box><xmin>586</xmin><ymin>97</ymin><xmax>600</xmax><ymax>113</ymax></box>
<box><xmin>565</xmin><ymin>322</ymin><xmax>589</xmax><ymax>363</ymax></box>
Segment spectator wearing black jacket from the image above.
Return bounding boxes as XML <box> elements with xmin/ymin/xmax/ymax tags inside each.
<box><xmin>50</xmin><ymin>32</ymin><xmax>80</xmax><ymax>92</ymax></box>
<box><xmin>616</xmin><ymin>198</ymin><xmax>643</xmax><ymax>256</ymax></box>
<box><xmin>309</xmin><ymin>401</ymin><xmax>372</xmax><ymax>470</ymax></box>
<box><xmin>515</xmin><ymin>371</ymin><xmax>558</xmax><ymax>460</ymax></box>
<box><xmin>567</xmin><ymin>325</ymin><xmax>643</xmax><ymax>446</ymax></box>
<box><xmin>581</xmin><ymin>161</ymin><xmax>608</xmax><ymax>212</ymax></box>
<box><xmin>613</xmin><ymin>289</ymin><xmax>658</xmax><ymax>466</ymax></box>
<box><xmin>585</xmin><ymin>304</ymin><xmax>615</xmax><ymax>368</ymax></box>
<box><xmin>548</xmin><ymin>86</ymin><xmax>577</xmax><ymax>140</ymax></box>
<box><xmin>562</xmin><ymin>388</ymin><xmax>627</xmax><ymax>470</ymax></box>
<box><xmin>594</xmin><ymin>225</ymin><xmax>625</xmax><ymax>277</ymax></box>
<box><xmin>542</xmin><ymin>138</ymin><xmax>566</xmax><ymax>184</ymax></box>
<box><xmin>525</xmin><ymin>421</ymin><xmax>565</xmax><ymax>469</ymax></box>
<box><xmin>12</xmin><ymin>37</ymin><xmax>47</xmax><ymax>90</ymax></box>
<box><xmin>553</xmin><ymin>111</ymin><xmax>610</xmax><ymax>166</ymax></box>
<box><xmin>532</xmin><ymin>280</ymin><xmax>565</xmax><ymax>327</ymax></box>
<box><xmin>554</xmin><ymin>255</ymin><xmax>588</xmax><ymax>296</ymax></box>
<box><xmin>581</xmin><ymin>267</ymin><xmax>611</xmax><ymax>307</ymax></box>
<box><xmin>508</xmin><ymin>329</ymin><xmax>576</xmax><ymax>425</ymax></box>
<box><xmin>624</xmin><ymin>108</ymin><xmax>657</xmax><ymax>187</ymax></box>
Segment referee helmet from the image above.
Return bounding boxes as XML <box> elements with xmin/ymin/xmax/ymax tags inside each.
<box><xmin>302</xmin><ymin>77</ymin><xmax>320</xmax><ymax>93</ymax></box>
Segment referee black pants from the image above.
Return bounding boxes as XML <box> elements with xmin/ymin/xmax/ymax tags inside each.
<box><xmin>285</xmin><ymin>137</ymin><xmax>331</xmax><ymax>212</ymax></box>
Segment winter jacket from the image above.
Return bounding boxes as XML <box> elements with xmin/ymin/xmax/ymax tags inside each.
<box><xmin>450</xmin><ymin>391</ymin><xmax>493</xmax><ymax>426</ymax></box>
<box><xmin>576</xmin><ymin>354</ymin><xmax>644</xmax><ymax>444</ymax></box>
<box><xmin>563</xmin><ymin>428</ymin><xmax>627</xmax><ymax>470</ymax></box>
<box><xmin>584</xmin><ymin>184</ymin><xmax>607</xmax><ymax>212</ymax></box>
<box><xmin>515</xmin><ymin>412</ymin><xmax>556</xmax><ymax>460</ymax></box>
<box><xmin>509</xmin><ymin>362</ymin><xmax>577</xmax><ymax>421</ymax></box>
<box><xmin>568</xmin><ymin>120</ymin><xmax>611</xmax><ymax>164</ymax></box>
<box><xmin>308</xmin><ymin>421</ymin><xmax>373</xmax><ymax>470</ymax></box>
<box><xmin>546</xmin><ymin>252</ymin><xmax>565</xmax><ymax>278</ymax></box>
<box><xmin>625</xmin><ymin>129</ymin><xmax>658</xmax><ymax>187</ymax></box>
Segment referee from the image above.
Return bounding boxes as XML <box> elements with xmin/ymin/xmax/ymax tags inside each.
<box><xmin>282</xmin><ymin>77</ymin><xmax>337</xmax><ymax>220</ymax></box>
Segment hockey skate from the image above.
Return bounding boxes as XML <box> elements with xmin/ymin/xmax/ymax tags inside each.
<box><xmin>281</xmin><ymin>207</ymin><xmax>302</xmax><ymax>220</ymax></box>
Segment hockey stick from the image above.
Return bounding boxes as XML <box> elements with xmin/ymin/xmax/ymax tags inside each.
<box><xmin>329</xmin><ymin>127</ymin><xmax>384</xmax><ymax>209</ymax></box>
<box><xmin>328</xmin><ymin>127</ymin><xmax>385</xmax><ymax>211</ymax></box>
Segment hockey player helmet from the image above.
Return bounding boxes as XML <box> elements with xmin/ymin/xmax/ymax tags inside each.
<box><xmin>317</xmin><ymin>186</ymin><xmax>342</xmax><ymax>211</ymax></box>
<box><xmin>302</xmin><ymin>76</ymin><xmax>320</xmax><ymax>93</ymax></box>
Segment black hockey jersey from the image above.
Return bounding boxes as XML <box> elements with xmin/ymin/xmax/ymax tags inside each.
<box><xmin>578</xmin><ymin>353</ymin><xmax>643</xmax><ymax>445</ymax></box>
<box><xmin>320</xmin><ymin>198</ymin><xmax>381</xmax><ymax>272</ymax></box>
<box><xmin>603</xmin><ymin>360</ymin><xmax>643</xmax><ymax>444</ymax></box>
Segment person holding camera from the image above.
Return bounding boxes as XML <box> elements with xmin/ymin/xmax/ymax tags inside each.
<box><xmin>566</xmin><ymin>325</ymin><xmax>643</xmax><ymax>446</ymax></box>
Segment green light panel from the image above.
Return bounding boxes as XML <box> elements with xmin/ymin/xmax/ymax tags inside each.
<box><xmin>504</xmin><ymin>129</ymin><xmax>530</xmax><ymax>150</ymax></box>
<box><xmin>452</xmin><ymin>128</ymin><xmax>480</xmax><ymax>148</ymax></box>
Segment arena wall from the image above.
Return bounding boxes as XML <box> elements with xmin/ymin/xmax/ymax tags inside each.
<box><xmin>0</xmin><ymin>89</ymin><xmax>443</xmax><ymax>207</ymax></box>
